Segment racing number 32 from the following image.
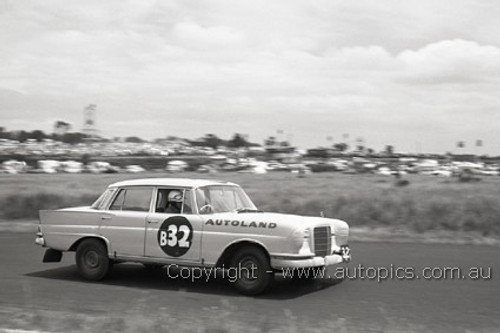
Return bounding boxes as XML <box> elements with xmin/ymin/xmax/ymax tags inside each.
<box><xmin>160</xmin><ymin>224</ymin><xmax>190</xmax><ymax>248</ymax></box>
<box><xmin>157</xmin><ymin>217</ymin><xmax>194</xmax><ymax>257</ymax></box>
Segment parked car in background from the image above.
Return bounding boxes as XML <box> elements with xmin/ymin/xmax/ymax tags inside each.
<box><xmin>166</xmin><ymin>160</ymin><xmax>189</xmax><ymax>173</ymax></box>
<box><xmin>124</xmin><ymin>165</ymin><xmax>146</xmax><ymax>173</ymax></box>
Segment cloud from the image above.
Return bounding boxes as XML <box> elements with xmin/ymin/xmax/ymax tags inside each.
<box><xmin>398</xmin><ymin>39</ymin><xmax>500</xmax><ymax>84</ymax></box>
<box><xmin>323</xmin><ymin>46</ymin><xmax>394</xmax><ymax>71</ymax></box>
<box><xmin>1</xmin><ymin>0</ymin><xmax>500</xmax><ymax>153</ymax></box>
<box><xmin>172</xmin><ymin>22</ymin><xmax>243</xmax><ymax>48</ymax></box>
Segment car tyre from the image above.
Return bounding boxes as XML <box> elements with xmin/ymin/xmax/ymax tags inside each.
<box><xmin>230</xmin><ymin>246</ymin><xmax>274</xmax><ymax>295</ymax></box>
<box><xmin>76</xmin><ymin>239</ymin><xmax>112</xmax><ymax>281</ymax></box>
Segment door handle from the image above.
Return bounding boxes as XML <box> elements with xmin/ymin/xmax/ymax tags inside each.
<box><xmin>101</xmin><ymin>216</ymin><xmax>111</xmax><ymax>220</ymax></box>
<box><xmin>147</xmin><ymin>219</ymin><xmax>160</xmax><ymax>224</ymax></box>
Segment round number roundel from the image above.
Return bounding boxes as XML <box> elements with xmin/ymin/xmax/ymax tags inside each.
<box><xmin>157</xmin><ymin>217</ymin><xmax>193</xmax><ymax>257</ymax></box>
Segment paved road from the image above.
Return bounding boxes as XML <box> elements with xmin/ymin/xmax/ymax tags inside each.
<box><xmin>0</xmin><ymin>232</ymin><xmax>498</xmax><ymax>332</ymax></box>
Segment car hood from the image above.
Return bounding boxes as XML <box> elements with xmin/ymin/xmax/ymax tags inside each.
<box><xmin>205</xmin><ymin>211</ymin><xmax>349</xmax><ymax>234</ymax></box>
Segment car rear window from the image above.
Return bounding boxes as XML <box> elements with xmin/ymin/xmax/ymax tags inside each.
<box><xmin>91</xmin><ymin>189</ymin><xmax>116</xmax><ymax>210</ymax></box>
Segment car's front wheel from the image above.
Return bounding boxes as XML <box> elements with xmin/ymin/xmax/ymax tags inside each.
<box><xmin>75</xmin><ymin>239</ymin><xmax>112</xmax><ymax>281</ymax></box>
<box><xmin>230</xmin><ymin>246</ymin><xmax>274</xmax><ymax>295</ymax></box>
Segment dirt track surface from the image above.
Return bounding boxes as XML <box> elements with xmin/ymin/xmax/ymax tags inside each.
<box><xmin>0</xmin><ymin>232</ymin><xmax>498</xmax><ymax>332</ymax></box>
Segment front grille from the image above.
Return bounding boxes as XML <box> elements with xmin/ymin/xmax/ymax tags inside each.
<box><xmin>313</xmin><ymin>226</ymin><xmax>331</xmax><ymax>257</ymax></box>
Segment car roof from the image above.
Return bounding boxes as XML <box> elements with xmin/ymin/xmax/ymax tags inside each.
<box><xmin>108</xmin><ymin>178</ymin><xmax>237</xmax><ymax>189</ymax></box>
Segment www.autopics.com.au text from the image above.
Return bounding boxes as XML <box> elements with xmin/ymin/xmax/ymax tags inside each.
<box><xmin>162</xmin><ymin>264</ymin><xmax>492</xmax><ymax>283</ymax></box>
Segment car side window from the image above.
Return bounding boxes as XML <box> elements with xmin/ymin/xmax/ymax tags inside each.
<box><xmin>109</xmin><ymin>190</ymin><xmax>125</xmax><ymax>210</ymax></box>
<box><xmin>109</xmin><ymin>188</ymin><xmax>152</xmax><ymax>212</ymax></box>
<box><xmin>155</xmin><ymin>188</ymin><xmax>193</xmax><ymax>214</ymax></box>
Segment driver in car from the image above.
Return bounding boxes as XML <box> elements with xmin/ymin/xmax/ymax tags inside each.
<box><xmin>165</xmin><ymin>190</ymin><xmax>183</xmax><ymax>214</ymax></box>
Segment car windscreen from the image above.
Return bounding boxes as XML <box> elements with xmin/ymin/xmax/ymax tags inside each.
<box><xmin>195</xmin><ymin>185</ymin><xmax>257</xmax><ymax>214</ymax></box>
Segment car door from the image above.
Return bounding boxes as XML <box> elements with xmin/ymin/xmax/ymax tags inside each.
<box><xmin>99</xmin><ymin>186</ymin><xmax>153</xmax><ymax>257</ymax></box>
<box><xmin>144</xmin><ymin>187</ymin><xmax>203</xmax><ymax>262</ymax></box>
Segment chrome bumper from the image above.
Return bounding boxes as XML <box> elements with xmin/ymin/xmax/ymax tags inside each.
<box><xmin>270</xmin><ymin>245</ymin><xmax>351</xmax><ymax>269</ymax></box>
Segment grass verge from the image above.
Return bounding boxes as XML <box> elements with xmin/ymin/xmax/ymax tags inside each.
<box><xmin>1</xmin><ymin>172</ymin><xmax>499</xmax><ymax>237</ymax></box>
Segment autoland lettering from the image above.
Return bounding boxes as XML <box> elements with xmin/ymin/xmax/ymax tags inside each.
<box><xmin>205</xmin><ymin>219</ymin><xmax>277</xmax><ymax>229</ymax></box>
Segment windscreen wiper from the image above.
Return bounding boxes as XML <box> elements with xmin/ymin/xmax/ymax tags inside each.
<box><xmin>235</xmin><ymin>208</ymin><xmax>264</xmax><ymax>213</ymax></box>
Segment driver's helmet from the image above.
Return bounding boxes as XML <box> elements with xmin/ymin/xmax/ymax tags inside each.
<box><xmin>167</xmin><ymin>190</ymin><xmax>183</xmax><ymax>203</ymax></box>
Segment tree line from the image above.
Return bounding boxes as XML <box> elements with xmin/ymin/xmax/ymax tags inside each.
<box><xmin>0</xmin><ymin>127</ymin><xmax>91</xmax><ymax>145</ymax></box>
<box><xmin>0</xmin><ymin>127</ymin><xmax>258</xmax><ymax>148</ymax></box>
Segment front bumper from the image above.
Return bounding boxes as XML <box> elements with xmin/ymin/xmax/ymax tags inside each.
<box><xmin>270</xmin><ymin>245</ymin><xmax>351</xmax><ymax>269</ymax></box>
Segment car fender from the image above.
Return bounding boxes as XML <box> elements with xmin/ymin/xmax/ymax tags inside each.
<box><xmin>214</xmin><ymin>237</ymin><xmax>271</xmax><ymax>267</ymax></box>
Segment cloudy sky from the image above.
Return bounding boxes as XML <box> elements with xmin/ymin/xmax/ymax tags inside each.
<box><xmin>1</xmin><ymin>0</ymin><xmax>500</xmax><ymax>154</ymax></box>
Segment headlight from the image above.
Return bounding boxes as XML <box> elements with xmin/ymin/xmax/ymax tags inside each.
<box><xmin>291</xmin><ymin>228</ymin><xmax>313</xmax><ymax>255</ymax></box>
<box><xmin>290</xmin><ymin>228</ymin><xmax>305</xmax><ymax>252</ymax></box>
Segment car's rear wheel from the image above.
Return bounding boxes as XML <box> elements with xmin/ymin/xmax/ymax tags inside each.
<box><xmin>76</xmin><ymin>239</ymin><xmax>112</xmax><ymax>281</ymax></box>
<box><xmin>230</xmin><ymin>246</ymin><xmax>273</xmax><ymax>295</ymax></box>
